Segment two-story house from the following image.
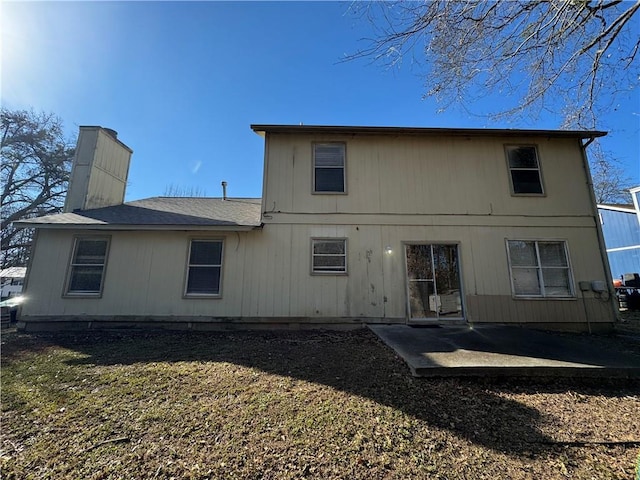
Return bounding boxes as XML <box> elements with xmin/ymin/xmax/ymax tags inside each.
<box><xmin>16</xmin><ymin>125</ymin><xmax>617</xmax><ymax>332</ymax></box>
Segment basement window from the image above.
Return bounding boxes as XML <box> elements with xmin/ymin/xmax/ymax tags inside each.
<box><xmin>313</xmin><ymin>143</ymin><xmax>346</xmax><ymax>193</ymax></box>
<box><xmin>65</xmin><ymin>237</ymin><xmax>110</xmax><ymax>296</ymax></box>
<box><xmin>185</xmin><ymin>239</ymin><xmax>223</xmax><ymax>296</ymax></box>
<box><xmin>505</xmin><ymin>145</ymin><xmax>544</xmax><ymax>195</ymax></box>
<box><xmin>506</xmin><ymin>240</ymin><xmax>574</xmax><ymax>298</ymax></box>
<box><xmin>312</xmin><ymin>238</ymin><xmax>347</xmax><ymax>274</ymax></box>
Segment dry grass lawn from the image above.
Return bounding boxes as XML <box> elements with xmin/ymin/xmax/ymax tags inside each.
<box><xmin>1</xmin><ymin>326</ymin><xmax>639</xmax><ymax>479</ymax></box>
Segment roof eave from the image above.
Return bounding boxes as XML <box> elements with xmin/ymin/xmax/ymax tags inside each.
<box><xmin>250</xmin><ymin>124</ymin><xmax>607</xmax><ymax>139</ymax></box>
<box><xmin>13</xmin><ymin>222</ymin><xmax>262</xmax><ymax>232</ymax></box>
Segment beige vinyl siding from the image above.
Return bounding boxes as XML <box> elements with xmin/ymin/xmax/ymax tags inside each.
<box><xmin>84</xmin><ymin>130</ymin><xmax>131</xmax><ymax>209</ymax></box>
<box><xmin>22</xmin><ymin>222</ymin><xmax>611</xmax><ymax>325</ymax></box>
<box><xmin>262</xmin><ymin>134</ymin><xmax>592</xmax><ymax>218</ymax></box>
<box><xmin>65</xmin><ymin>127</ymin><xmax>131</xmax><ymax>212</ymax></box>
<box><xmin>21</xmin><ymin>130</ymin><xmax>613</xmax><ymax>329</ymax></box>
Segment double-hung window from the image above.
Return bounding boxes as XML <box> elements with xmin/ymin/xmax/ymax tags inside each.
<box><xmin>505</xmin><ymin>145</ymin><xmax>544</xmax><ymax>195</ymax></box>
<box><xmin>185</xmin><ymin>239</ymin><xmax>223</xmax><ymax>296</ymax></box>
<box><xmin>311</xmin><ymin>238</ymin><xmax>347</xmax><ymax>274</ymax></box>
<box><xmin>66</xmin><ymin>237</ymin><xmax>110</xmax><ymax>296</ymax></box>
<box><xmin>313</xmin><ymin>143</ymin><xmax>345</xmax><ymax>193</ymax></box>
<box><xmin>506</xmin><ymin>240</ymin><xmax>573</xmax><ymax>297</ymax></box>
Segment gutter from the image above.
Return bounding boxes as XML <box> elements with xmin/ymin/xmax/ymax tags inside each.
<box><xmin>579</xmin><ymin>136</ymin><xmax>620</xmax><ymax>324</ymax></box>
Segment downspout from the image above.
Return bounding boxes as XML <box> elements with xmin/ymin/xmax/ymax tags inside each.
<box><xmin>260</xmin><ymin>131</ymin><xmax>270</xmax><ymax>225</ymax></box>
<box><xmin>579</xmin><ymin>137</ymin><xmax>619</xmax><ymax>325</ymax></box>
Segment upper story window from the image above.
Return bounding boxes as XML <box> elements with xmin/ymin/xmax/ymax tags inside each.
<box><xmin>313</xmin><ymin>143</ymin><xmax>345</xmax><ymax>193</ymax></box>
<box><xmin>185</xmin><ymin>239</ymin><xmax>223</xmax><ymax>296</ymax></box>
<box><xmin>505</xmin><ymin>145</ymin><xmax>544</xmax><ymax>195</ymax></box>
<box><xmin>311</xmin><ymin>238</ymin><xmax>347</xmax><ymax>274</ymax></box>
<box><xmin>65</xmin><ymin>237</ymin><xmax>110</xmax><ymax>296</ymax></box>
<box><xmin>506</xmin><ymin>240</ymin><xmax>573</xmax><ymax>298</ymax></box>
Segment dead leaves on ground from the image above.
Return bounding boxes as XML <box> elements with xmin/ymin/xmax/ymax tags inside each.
<box><xmin>1</xmin><ymin>329</ymin><xmax>639</xmax><ymax>479</ymax></box>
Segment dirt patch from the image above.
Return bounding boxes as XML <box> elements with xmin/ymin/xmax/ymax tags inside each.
<box><xmin>2</xmin><ymin>329</ymin><xmax>639</xmax><ymax>479</ymax></box>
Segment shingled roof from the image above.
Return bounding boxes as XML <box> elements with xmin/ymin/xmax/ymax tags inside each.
<box><xmin>14</xmin><ymin>197</ymin><xmax>263</xmax><ymax>231</ymax></box>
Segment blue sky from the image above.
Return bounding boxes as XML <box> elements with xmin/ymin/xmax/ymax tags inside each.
<box><xmin>2</xmin><ymin>1</ymin><xmax>638</xmax><ymax>201</ymax></box>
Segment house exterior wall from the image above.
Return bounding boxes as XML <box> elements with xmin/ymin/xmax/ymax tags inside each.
<box><xmin>256</xmin><ymin>131</ymin><xmax>613</xmax><ymax>329</ymax></box>
<box><xmin>262</xmin><ymin>133</ymin><xmax>594</xmax><ymax>218</ymax></box>
<box><xmin>19</xmin><ymin>130</ymin><xmax>615</xmax><ymax>331</ymax></box>
<box><xmin>21</xmin><ymin>223</ymin><xmax>611</xmax><ymax>330</ymax></box>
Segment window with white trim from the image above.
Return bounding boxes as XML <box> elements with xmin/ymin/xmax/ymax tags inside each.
<box><xmin>505</xmin><ymin>145</ymin><xmax>544</xmax><ymax>195</ymax></box>
<box><xmin>313</xmin><ymin>143</ymin><xmax>345</xmax><ymax>193</ymax></box>
<box><xmin>507</xmin><ymin>240</ymin><xmax>573</xmax><ymax>297</ymax></box>
<box><xmin>66</xmin><ymin>237</ymin><xmax>110</xmax><ymax>296</ymax></box>
<box><xmin>185</xmin><ymin>240</ymin><xmax>223</xmax><ymax>296</ymax></box>
<box><xmin>312</xmin><ymin>238</ymin><xmax>347</xmax><ymax>274</ymax></box>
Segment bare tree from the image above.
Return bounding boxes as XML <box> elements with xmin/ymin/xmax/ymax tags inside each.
<box><xmin>589</xmin><ymin>144</ymin><xmax>634</xmax><ymax>203</ymax></box>
<box><xmin>163</xmin><ymin>184</ymin><xmax>208</xmax><ymax>197</ymax></box>
<box><xmin>1</xmin><ymin>109</ymin><xmax>74</xmax><ymax>267</ymax></box>
<box><xmin>347</xmin><ymin>1</ymin><xmax>638</xmax><ymax>203</ymax></box>
<box><xmin>347</xmin><ymin>1</ymin><xmax>639</xmax><ymax>129</ymax></box>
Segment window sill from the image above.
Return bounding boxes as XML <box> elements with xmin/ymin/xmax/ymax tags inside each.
<box><xmin>184</xmin><ymin>294</ymin><xmax>222</xmax><ymax>299</ymax></box>
<box><xmin>63</xmin><ymin>292</ymin><xmax>103</xmax><ymax>299</ymax></box>
<box><xmin>311</xmin><ymin>272</ymin><xmax>348</xmax><ymax>276</ymax></box>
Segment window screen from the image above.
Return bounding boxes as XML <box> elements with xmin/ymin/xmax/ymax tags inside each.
<box><xmin>186</xmin><ymin>240</ymin><xmax>223</xmax><ymax>295</ymax></box>
<box><xmin>314</xmin><ymin>143</ymin><xmax>345</xmax><ymax>193</ymax></box>
<box><xmin>66</xmin><ymin>237</ymin><xmax>109</xmax><ymax>295</ymax></box>
<box><xmin>507</xmin><ymin>240</ymin><xmax>573</xmax><ymax>297</ymax></box>
<box><xmin>506</xmin><ymin>146</ymin><xmax>543</xmax><ymax>194</ymax></box>
<box><xmin>312</xmin><ymin>239</ymin><xmax>347</xmax><ymax>274</ymax></box>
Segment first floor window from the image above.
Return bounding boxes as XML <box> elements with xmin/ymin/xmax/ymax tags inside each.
<box><xmin>66</xmin><ymin>237</ymin><xmax>110</xmax><ymax>296</ymax></box>
<box><xmin>312</xmin><ymin>238</ymin><xmax>347</xmax><ymax>274</ymax></box>
<box><xmin>507</xmin><ymin>240</ymin><xmax>573</xmax><ymax>297</ymax></box>
<box><xmin>186</xmin><ymin>239</ymin><xmax>223</xmax><ymax>296</ymax></box>
<box><xmin>505</xmin><ymin>145</ymin><xmax>543</xmax><ymax>195</ymax></box>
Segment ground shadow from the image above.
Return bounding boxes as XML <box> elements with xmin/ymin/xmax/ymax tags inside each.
<box><xmin>6</xmin><ymin>329</ymin><xmax>640</xmax><ymax>456</ymax></box>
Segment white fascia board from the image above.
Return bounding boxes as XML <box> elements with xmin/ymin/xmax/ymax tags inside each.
<box><xmin>597</xmin><ymin>204</ymin><xmax>636</xmax><ymax>213</ymax></box>
<box><xmin>606</xmin><ymin>245</ymin><xmax>640</xmax><ymax>253</ymax></box>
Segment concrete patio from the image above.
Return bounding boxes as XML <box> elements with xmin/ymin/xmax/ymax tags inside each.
<box><xmin>368</xmin><ymin>324</ymin><xmax>640</xmax><ymax>378</ymax></box>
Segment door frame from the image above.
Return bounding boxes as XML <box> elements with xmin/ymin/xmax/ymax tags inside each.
<box><xmin>403</xmin><ymin>241</ymin><xmax>467</xmax><ymax>324</ymax></box>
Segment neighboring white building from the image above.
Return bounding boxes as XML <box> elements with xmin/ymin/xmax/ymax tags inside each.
<box><xmin>1</xmin><ymin>267</ymin><xmax>27</xmax><ymax>299</ymax></box>
<box><xmin>15</xmin><ymin>125</ymin><xmax>617</xmax><ymax>332</ymax></box>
